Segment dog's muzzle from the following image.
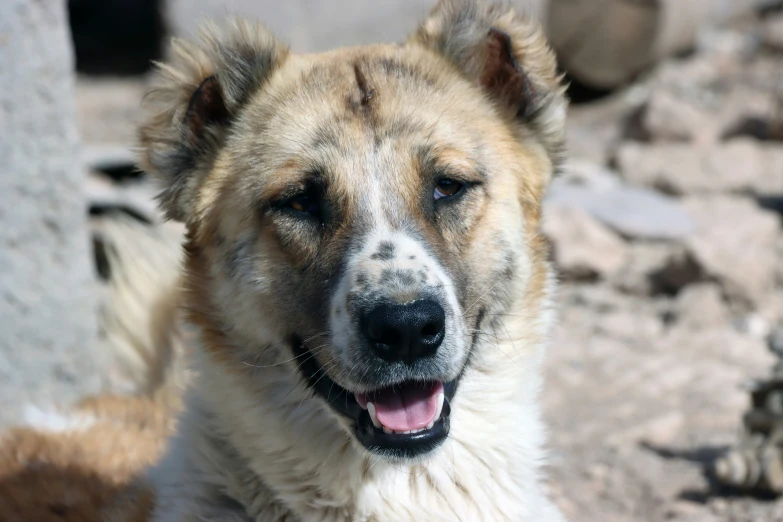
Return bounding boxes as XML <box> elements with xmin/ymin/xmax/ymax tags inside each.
<box><xmin>291</xmin><ymin>299</ymin><xmax>460</xmax><ymax>459</ymax></box>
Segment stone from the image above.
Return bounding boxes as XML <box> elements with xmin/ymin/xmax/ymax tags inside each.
<box><xmin>616</xmin><ymin>139</ymin><xmax>783</xmax><ymax>196</ymax></box>
<box><xmin>0</xmin><ymin>0</ymin><xmax>102</xmax><ymax>426</ymax></box>
<box><xmin>543</xmin><ymin>206</ymin><xmax>628</xmax><ymax>281</ymax></box>
<box><xmin>641</xmin><ymin>54</ymin><xmax>779</xmax><ymax>144</ymax></box>
<box><xmin>612</xmin><ymin>242</ymin><xmax>685</xmax><ymax>295</ymax></box>
<box><xmin>733</xmin><ymin>314</ymin><xmax>772</xmax><ymax>340</ymax></box>
<box><xmin>770</xmin><ymin>323</ymin><xmax>783</xmax><ymax>359</ymax></box>
<box><xmin>682</xmin><ymin>196</ymin><xmax>781</xmax><ymax>311</ymax></box>
<box><xmin>650</xmin><ymin>247</ymin><xmax>705</xmax><ymax>296</ymax></box>
<box><xmin>671</xmin><ymin>283</ymin><xmax>729</xmax><ymax>330</ymax></box>
<box><xmin>565</xmin><ymin>86</ymin><xmax>650</xmax><ymax>166</ymax></box>
<box><xmin>642</xmin><ymin>90</ymin><xmax>717</xmax><ymax>143</ymax></box>
<box><xmin>763</xmin><ymin>13</ymin><xmax>783</xmax><ymax>52</ymax></box>
<box><xmin>594</xmin><ymin>309</ymin><xmax>664</xmax><ymax>342</ymax></box>
<box><xmin>545</xmin><ymin>162</ymin><xmax>695</xmax><ymax>240</ymax></box>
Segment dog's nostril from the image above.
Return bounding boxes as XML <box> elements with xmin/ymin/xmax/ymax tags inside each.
<box><xmin>362</xmin><ymin>300</ymin><xmax>446</xmax><ymax>365</ymax></box>
<box><xmin>420</xmin><ymin>321</ymin><xmax>441</xmax><ymax>338</ymax></box>
<box><xmin>369</xmin><ymin>325</ymin><xmax>401</xmax><ymax>346</ymax></box>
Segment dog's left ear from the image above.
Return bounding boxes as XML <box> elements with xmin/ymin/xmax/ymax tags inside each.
<box><xmin>410</xmin><ymin>0</ymin><xmax>567</xmax><ymax>169</ymax></box>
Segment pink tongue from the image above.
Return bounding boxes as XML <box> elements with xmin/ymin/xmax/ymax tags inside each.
<box><xmin>356</xmin><ymin>381</ymin><xmax>443</xmax><ymax>431</ymax></box>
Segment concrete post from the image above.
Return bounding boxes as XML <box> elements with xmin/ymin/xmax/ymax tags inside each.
<box><xmin>0</xmin><ymin>0</ymin><xmax>101</xmax><ymax>425</ymax></box>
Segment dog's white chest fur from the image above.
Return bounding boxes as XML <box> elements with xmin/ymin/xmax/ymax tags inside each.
<box><xmin>148</xmin><ymin>333</ymin><xmax>564</xmax><ymax>522</ymax></box>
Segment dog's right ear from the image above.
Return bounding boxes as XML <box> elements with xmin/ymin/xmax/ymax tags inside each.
<box><xmin>138</xmin><ymin>20</ymin><xmax>288</xmax><ymax>222</ymax></box>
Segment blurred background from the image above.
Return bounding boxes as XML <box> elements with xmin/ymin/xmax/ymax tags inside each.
<box><xmin>1</xmin><ymin>0</ymin><xmax>783</xmax><ymax>520</ymax></box>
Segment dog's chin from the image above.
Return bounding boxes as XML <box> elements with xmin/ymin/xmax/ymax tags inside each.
<box><xmin>290</xmin><ymin>336</ymin><xmax>459</xmax><ymax>460</ymax></box>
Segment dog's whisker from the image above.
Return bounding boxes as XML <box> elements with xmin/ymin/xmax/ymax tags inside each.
<box><xmin>500</xmin><ymin>323</ymin><xmax>520</xmax><ymax>358</ymax></box>
<box><xmin>295</xmin><ymin>361</ymin><xmax>340</xmax><ymax>411</ymax></box>
<box><xmin>241</xmin><ymin>345</ymin><xmax>329</xmax><ymax>370</ymax></box>
<box><xmin>461</xmin><ymin>280</ymin><xmax>502</xmax><ymax>317</ymax></box>
<box><xmin>242</xmin><ymin>332</ymin><xmax>332</xmax><ymax>371</ymax></box>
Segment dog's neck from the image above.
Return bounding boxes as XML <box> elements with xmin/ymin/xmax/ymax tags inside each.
<box><xmin>150</xmin><ymin>323</ymin><xmax>558</xmax><ymax>522</ymax></box>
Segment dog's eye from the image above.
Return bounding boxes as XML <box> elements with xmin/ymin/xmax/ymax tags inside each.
<box><xmin>286</xmin><ymin>194</ymin><xmax>320</xmax><ymax>218</ymax></box>
<box><xmin>434</xmin><ymin>179</ymin><xmax>464</xmax><ymax>201</ymax></box>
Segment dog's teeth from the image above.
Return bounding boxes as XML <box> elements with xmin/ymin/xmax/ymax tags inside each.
<box><xmin>435</xmin><ymin>392</ymin><xmax>445</xmax><ymax>421</ymax></box>
<box><xmin>383</xmin><ymin>426</ymin><xmax>393</xmax><ymax>434</ymax></box>
<box><xmin>367</xmin><ymin>402</ymin><xmax>382</xmax><ymax>429</ymax></box>
<box><xmin>425</xmin><ymin>420</ymin><xmax>434</xmax><ymax>430</ymax></box>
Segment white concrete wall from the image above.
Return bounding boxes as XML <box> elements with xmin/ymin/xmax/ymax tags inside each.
<box><xmin>165</xmin><ymin>0</ymin><xmax>548</xmax><ymax>52</ymax></box>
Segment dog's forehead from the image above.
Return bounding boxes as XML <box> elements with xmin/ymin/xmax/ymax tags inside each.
<box><xmin>223</xmin><ymin>49</ymin><xmax>505</xmax><ymax>226</ymax></box>
<box><xmin>236</xmin><ymin>46</ymin><xmax>495</xmax><ymax>162</ymax></box>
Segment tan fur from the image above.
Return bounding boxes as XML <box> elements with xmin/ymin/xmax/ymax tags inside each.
<box><xmin>0</xmin><ymin>398</ymin><xmax>175</xmax><ymax>522</ymax></box>
<box><xmin>93</xmin><ymin>214</ymin><xmax>190</xmax><ymax>397</ymax></box>
<box><xmin>0</xmin><ymin>1</ymin><xmax>568</xmax><ymax>520</ymax></box>
<box><xmin>0</xmin><ymin>216</ymin><xmax>187</xmax><ymax>522</ymax></box>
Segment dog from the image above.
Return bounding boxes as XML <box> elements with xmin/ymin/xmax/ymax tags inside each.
<box><xmin>0</xmin><ymin>0</ymin><xmax>568</xmax><ymax>520</ymax></box>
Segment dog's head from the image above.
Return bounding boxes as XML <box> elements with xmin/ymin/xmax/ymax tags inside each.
<box><xmin>139</xmin><ymin>0</ymin><xmax>566</xmax><ymax>460</ymax></box>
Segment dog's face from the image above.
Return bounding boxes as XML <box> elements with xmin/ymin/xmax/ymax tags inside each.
<box><xmin>140</xmin><ymin>0</ymin><xmax>566</xmax><ymax>460</ymax></box>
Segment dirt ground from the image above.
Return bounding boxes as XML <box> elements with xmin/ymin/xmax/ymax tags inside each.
<box><xmin>75</xmin><ymin>9</ymin><xmax>783</xmax><ymax>522</ymax></box>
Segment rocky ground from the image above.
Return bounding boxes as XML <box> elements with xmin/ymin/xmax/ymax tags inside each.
<box><xmin>74</xmin><ymin>9</ymin><xmax>783</xmax><ymax>522</ymax></box>
<box><xmin>542</xmin><ymin>12</ymin><xmax>783</xmax><ymax>522</ymax></box>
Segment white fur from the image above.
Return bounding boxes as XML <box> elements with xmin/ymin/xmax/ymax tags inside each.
<box><xmin>20</xmin><ymin>405</ymin><xmax>97</xmax><ymax>434</ymax></box>
<box><xmin>149</xmin><ymin>278</ymin><xmax>564</xmax><ymax>522</ymax></box>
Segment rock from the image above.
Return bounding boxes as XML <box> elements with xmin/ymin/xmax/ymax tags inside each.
<box><xmin>565</xmin><ymin>85</ymin><xmax>650</xmax><ymax>166</ymax></box>
<box><xmin>0</xmin><ymin>0</ymin><xmax>102</xmax><ymax>426</ymax></box>
<box><xmin>733</xmin><ymin>314</ymin><xmax>771</xmax><ymax>340</ymax></box>
<box><xmin>612</xmin><ymin>242</ymin><xmax>686</xmax><ymax>295</ymax></box>
<box><xmin>616</xmin><ymin>140</ymin><xmax>783</xmax><ymax>196</ymax></box>
<box><xmin>666</xmin><ymin>500</ymin><xmax>721</xmax><ymax>522</ymax></box>
<box><xmin>695</xmin><ymin>26</ymin><xmax>760</xmax><ymax>59</ymax></box>
<box><xmin>650</xmin><ymin>247</ymin><xmax>705</xmax><ymax>296</ymax></box>
<box><xmin>682</xmin><ymin>196</ymin><xmax>781</xmax><ymax>310</ymax></box>
<box><xmin>763</xmin><ymin>13</ymin><xmax>783</xmax><ymax>52</ymax></box>
<box><xmin>545</xmin><ymin>162</ymin><xmax>695</xmax><ymax>240</ymax></box>
<box><xmin>641</xmin><ymin>55</ymin><xmax>779</xmax><ymax>144</ymax></box>
<box><xmin>642</xmin><ymin>90</ymin><xmax>717</xmax><ymax>143</ymax></box>
<box><xmin>769</xmin><ymin>323</ymin><xmax>783</xmax><ymax>359</ymax></box>
<box><xmin>546</xmin><ymin>0</ymin><xmax>764</xmax><ymax>90</ymax></box>
<box><xmin>543</xmin><ymin>206</ymin><xmax>628</xmax><ymax>281</ymax></box>
<box><xmin>594</xmin><ymin>309</ymin><xmax>664</xmax><ymax>342</ymax></box>
<box><xmin>640</xmin><ymin>58</ymin><xmax>726</xmax><ymax>143</ymax></box>
<box><xmin>671</xmin><ymin>283</ymin><xmax>729</xmax><ymax>330</ymax></box>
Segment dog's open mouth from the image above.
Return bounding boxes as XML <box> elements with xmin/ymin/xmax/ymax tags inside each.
<box><xmin>291</xmin><ymin>336</ymin><xmax>456</xmax><ymax>458</ymax></box>
<box><xmin>353</xmin><ymin>380</ymin><xmax>452</xmax><ymax>457</ymax></box>
<box><xmin>356</xmin><ymin>381</ymin><xmax>444</xmax><ymax>434</ymax></box>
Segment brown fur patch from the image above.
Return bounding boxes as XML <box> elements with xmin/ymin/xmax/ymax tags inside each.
<box><xmin>0</xmin><ymin>395</ymin><xmax>178</xmax><ymax>522</ymax></box>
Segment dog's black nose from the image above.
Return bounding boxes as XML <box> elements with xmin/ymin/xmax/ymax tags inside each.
<box><xmin>363</xmin><ymin>300</ymin><xmax>446</xmax><ymax>364</ymax></box>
